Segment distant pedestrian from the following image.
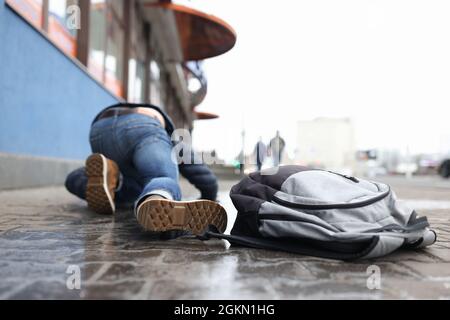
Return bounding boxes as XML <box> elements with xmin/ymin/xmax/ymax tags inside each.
<box><xmin>254</xmin><ymin>137</ymin><xmax>267</xmax><ymax>171</ymax></box>
<box><xmin>269</xmin><ymin>131</ymin><xmax>286</xmax><ymax>167</ymax></box>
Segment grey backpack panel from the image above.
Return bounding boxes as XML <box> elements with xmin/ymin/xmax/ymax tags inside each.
<box><xmin>203</xmin><ymin>166</ymin><xmax>436</xmax><ymax>261</ymax></box>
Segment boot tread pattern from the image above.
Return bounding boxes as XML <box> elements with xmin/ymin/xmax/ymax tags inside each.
<box><xmin>85</xmin><ymin>154</ymin><xmax>115</xmax><ymax>215</ymax></box>
<box><xmin>137</xmin><ymin>199</ymin><xmax>227</xmax><ymax>235</ymax></box>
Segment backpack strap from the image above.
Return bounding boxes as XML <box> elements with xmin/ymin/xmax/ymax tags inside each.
<box><xmin>198</xmin><ymin>225</ymin><xmax>382</xmax><ymax>261</ymax></box>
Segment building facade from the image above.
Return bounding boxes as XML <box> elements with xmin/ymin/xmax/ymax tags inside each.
<box><xmin>0</xmin><ymin>0</ymin><xmax>235</xmax><ymax>189</ymax></box>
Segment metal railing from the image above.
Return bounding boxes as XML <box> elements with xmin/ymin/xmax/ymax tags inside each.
<box><xmin>183</xmin><ymin>61</ymin><xmax>208</xmax><ymax>109</ymax></box>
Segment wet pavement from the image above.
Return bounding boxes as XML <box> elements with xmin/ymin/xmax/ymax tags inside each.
<box><xmin>0</xmin><ymin>176</ymin><xmax>450</xmax><ymax>300</ymax></box>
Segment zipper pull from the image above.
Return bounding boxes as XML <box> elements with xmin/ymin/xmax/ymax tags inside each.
<box><xmin>346</xmin><ymin>176</ymin><xmax>360</xmax><ymax>183</ymax></box>
<box><xmin>327</xmin><ymin>171</ymin><xmax>360</xmax><ymax>183</ymax></box>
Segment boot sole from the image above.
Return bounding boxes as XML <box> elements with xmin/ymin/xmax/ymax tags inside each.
<box><xmin>86</xmin><ymin>154</ymin><xmax>115</xmax><ymax>215</ymax></box>
<box><xmin>136</xmin><ymin>199</ymin><xmax>227</xmax><ymax>235</ymax></box>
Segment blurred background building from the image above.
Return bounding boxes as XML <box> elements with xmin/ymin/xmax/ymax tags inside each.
<box><xmin>295</xmin><ymin>118</ymin><xmax>356</xmax><ymax>175</ymax></box>
<box><xmin>0</xmin><ymin>0</ymin><xmax>236</xmax><ymax>189</ymax></box>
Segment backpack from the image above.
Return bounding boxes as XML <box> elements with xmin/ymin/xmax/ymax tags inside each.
<box><xmin>202</xmin><ymin>165</ymin><xmax>437</xmax><ymax>261</ymax></box>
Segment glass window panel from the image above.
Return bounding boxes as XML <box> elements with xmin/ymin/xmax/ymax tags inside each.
<box><xmin>87</xmin><ymin>0</ymin><xmax>125</xmax><ymax>97</ymax></box>
<box><xmin>48</xmin><ymin>0</ymin><xmax>78</xmax><ymax>57</ymax></box>
<box><xmin>150</xmin><ymin>60</ymin><xmax>164</xmax><ymax>108</ymax></box>
<box><xmin>6</xmin><ymin>0</ymin><xmax>43</xmax><ymax>29</ymax></box>
<box><xmin>128</xmin><ymin>7</ymin><xmax>147</xmax><ymax>103</ymax></box>
<box><xmin>128</xmin><ymin>58</ymin><xmax>145</xmax><ymax>103</ymax></box>
<box><xmin>88</xmin><ymin>0</ymin><xmax>107</xmax><ymax>83</ymax></box>
<box><xmin>109</xmin><ymin>0</ymin><xmax>123</xmax><ymax>22</ymax></box>
<box><xmin>104</xmin><ymin>12</ymin><xmax>124</xmax><ymax>97</ymax></box>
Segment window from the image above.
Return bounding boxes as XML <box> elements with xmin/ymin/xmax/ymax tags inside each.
<box><xmin>87</xmin><ymin>0</ymin><xmax>106</xmax><ymax>82</ymax></box>
<box><xmin>109</xmin><ymin>0</ymin><xmax>123</xmax><ymax>21</ymax></box>
<box><xmin>87</xmin><ymin>0</ymin><xmax>124</xmax><ymax>97</ymax></box>
<box><xmin>104</xmin><ymin>8</ymin><xmax>124</xmax><ymax>97</ymax></box>
<box><xmin>127</xmin><ymin>6</ymin><xmax>146</xmax><ymax>103</ymax></box>
<box><xmin>150</xmin><ymin>60</ymin><xmax>164</xmax><ymax>108</ymax></box>
<box><xmin>6</xmin><ymin>0</ymin><xmax>43</xmax><ymax>29</ymax></box>
<box><xmin>128</xmin><ymin>59</ymin><xmax>144</xmax><ymax>103</ymax></box>
<box><xmin>48</xmin><ymin>0</ymin><xmax>78</xmax><ymax>57</ymax></box>
<box><xmin>6</xmin><ymin>0</ymin><xmax>160</xmax><ymax>101</ymax></box>
<box><xmin>6</xmin><ymin>0</ymin><xmax>78</xmax><ymax>57</ymax></box>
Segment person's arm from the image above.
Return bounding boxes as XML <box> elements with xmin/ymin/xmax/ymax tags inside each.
<box><xmin>179</xmin><ymin>161</ymin><xmax>219</xmax><ymax>201</ymax></box>
<box><xmin>178</xmin><ymin>145</ymin><xmax>219</xmax><ymax>201</ymax></box>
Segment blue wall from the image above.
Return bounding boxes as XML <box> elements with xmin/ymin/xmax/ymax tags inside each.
<box><xmin>0</xmin><ymin>1</ymin><xmax>119</xmax><ymax>160</ymax></box>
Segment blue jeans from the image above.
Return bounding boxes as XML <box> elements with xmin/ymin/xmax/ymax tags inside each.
<box><xmin>65</xmin><ymin>113</ymin><xmax>182</xmax><ymax>209</ymax></box>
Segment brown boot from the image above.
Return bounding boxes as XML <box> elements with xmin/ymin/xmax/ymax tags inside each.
<box><xmin>136</xmin><ymin>195</ymin><xmax>228</xmax><ymax>235</ymax></box>
<box><xmin>85</xmin><ymin>153</ymin><xmax>120</xmax><ymax>215</ymax></box>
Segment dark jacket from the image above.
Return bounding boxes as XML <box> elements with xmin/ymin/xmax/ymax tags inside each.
<box><xmin>95</xmin><ymin>103</ymin><xmax>218</xmax><ymax>201</ymax></box>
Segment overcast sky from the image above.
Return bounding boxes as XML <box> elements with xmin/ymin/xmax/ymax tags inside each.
<box><xmin>186</xmin><ymin>0</ymin><xmax>450</xmax><ymax>162</ymax></box>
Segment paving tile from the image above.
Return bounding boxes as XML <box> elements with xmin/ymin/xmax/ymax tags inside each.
<box><xmin>0</xmin><ymin>178</ymin><xmax>449</xmax><ymax>299</ymax></box>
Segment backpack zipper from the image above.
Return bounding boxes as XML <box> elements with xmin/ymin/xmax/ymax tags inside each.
<box><xmin>327</xmin><ymin>171</ymin><xmax>360</xmax><ymax>183</ymax></box>
<box><xmin>272</xmin><ymin>188</ymin><xmax>391</xmax><ymax>211</ymax></box>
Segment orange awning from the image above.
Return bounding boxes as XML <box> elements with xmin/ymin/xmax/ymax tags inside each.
<box><xmin>144</xmin><ymin>2</ymin><xmax>237</xmax><ymax>61</ymax></box>
<box><xmin>195</xmin><ymin>111</ymin><xmax>219</xmax><ymax>120</ymax></box>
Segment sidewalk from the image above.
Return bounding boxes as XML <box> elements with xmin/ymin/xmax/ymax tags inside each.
<box><xmin>0</xmin><ymin>177</ymin><xmax>449</xmax><ymax>299</ymax></box>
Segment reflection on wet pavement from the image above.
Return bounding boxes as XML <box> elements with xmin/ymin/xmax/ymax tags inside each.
<box><xmin>0</xmin><ymin>178</ymin><xmax>450</xmax><ymax>299</ymax></box>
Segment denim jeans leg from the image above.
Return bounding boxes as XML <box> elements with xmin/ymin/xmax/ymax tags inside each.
<box><xmin>65</xmin><ymin>166</ymin><xmax>143</xmax><ymax>208</ymax></box>
<box><xmin>70</xmin><ymin>114</ymin><xmax>181</xmax><ymax>212</ymax></box>
<box><xmin>65</xmin><ymin>167</ymin><xmax>88</xmax><ymax>200</ymax></box>
<box><xmin>114</xmin><ymin>175</ymin><xmax>142</xmax><ymax>208</ymax></box>
<box><xmin>131</xmin><ymin>133</ymin><xmax>181</xmax><ymax>211</ymax></box>
<box><xmin>88</xmin><ymin>115</ymin><xmax>144</xmax><ymax>207</ymax></box>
